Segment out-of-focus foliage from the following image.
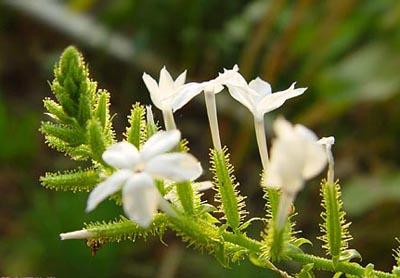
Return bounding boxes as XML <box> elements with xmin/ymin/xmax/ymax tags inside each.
<box><xmin>0</xmin><ymin>0</ymin><xmax>399</xmax><ymax>276</ymax></box>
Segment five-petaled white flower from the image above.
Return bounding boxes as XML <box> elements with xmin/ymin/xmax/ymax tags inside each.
<box><xmin>264</xmin><ymin>117</ymin><xmax>327</xmax><ymax>194</ymax></box>
<box><xmin>142</xmin><ymin>66</ymin><xmax>187</xmax><ymax>111</ymax></box>
<box><xmin>226</xmin><ymin>77</ymin><xmax>307</xmax><ymax>121</ymax></box>
<box><xmin>171</xmin><ymin>65</ymin><xmax>246</xmax><ymax>112</ymax></box>
<box><xmin>86</xmin><ymin>130</ymin><xmax>202</xmax><ymax>227</ymax></box>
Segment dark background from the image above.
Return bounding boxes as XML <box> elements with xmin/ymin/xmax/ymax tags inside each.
<box><xmin>0</xmin><ymin>0</ymin><xmax>399</xmax><ymax>277</ymax></box>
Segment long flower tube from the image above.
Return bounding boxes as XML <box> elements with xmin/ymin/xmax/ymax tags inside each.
<box><xmin>227</xmin><ymin>77</ymin><xmax>306</xmax><ymax>170</ymax></box>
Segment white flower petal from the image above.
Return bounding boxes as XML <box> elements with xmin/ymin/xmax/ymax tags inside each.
<box><xmin>145</xmin><ymin>153</ymin><xmax>202</xmax><ymax>182</ymax></box>
<box><xmin>265</xmin><ymin>138</ymin><xmax>305</xmax><ymax>193</ymax></box>
<box><xmin>249</xmin><ymin>77</ymin><xmax>272</xmax><ymax>97</ymax></box>
<box><xmin>141</xmin><ymin>130</ymin><xmax>181</xmax><ymax>160</ymax></box>
<box><xmin>302</xmin><ymin>142</ymin><xmax>327</xmax><ymax>179</ymax></box>
<box><xmin>226</xmin><ymin>84</ymin><xmax>256</xmax><ymax>114</ymax></box>
<box><xmin>159</xmin><ymin>66</ymin><xmax>175</xmax><ymax>94</ymax></box>
<box><xmin>143</xmin><ymin>73</ymin><xmax>164</xmax><ymax>110</ymax></box>
<box><xmin>294</xmin><ymin>124</ymin><xmax>319</xmax><ymax>142</ymax></box>
<box><xmin>273</xmin><ymin>117</ymin><xmax>296</xmax><ymax>138</ymax></box>
<box><xmin>171</xmin><ymin>82</ymin><xmax>205</xmax><ymax>112</ymax></box>
<box><xmin>258</xmin><ymin>83</ymin><xmax>306</xmax><ymax>115</ymax></box>
<box><xmin>86</xmin><ymin>169</ymin><xmax>132</xmax><ymax>212</ymax></box>
<box><xmin>175</xmin><ymin>70</ymin><xmax>187</xmax><ymax>87</ymax></box>
<box><xmin>122</xmin><ymin>173</ymin><xmax>159</xmax><ymax>227</ymax></box>
<box><xmin>102</xmin><ymin>141</ymin><xmax>140</xmax><ymax>169</ymax></box>
<box><xmin>194</xmin><ymin>181</ymin><xmax>214</xmax><ymax>191</ymax></box>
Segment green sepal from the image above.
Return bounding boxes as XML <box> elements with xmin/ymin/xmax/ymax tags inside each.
<box><xmin>40</xmin><ymin>168</ymin><xmax>100</xmax><ymax>192</ymax></box>
<box><xmin>339</xmin><ymin>249</ymin><xmax>362</xmax><ymax>262</ymax></box>
<box><xmin>176</xmin><ymin>181</ymin><xmax>195</xmax><ymax>215</ymax></box>
<box><xmin>296</xmin><ymin>263</ymin><xmax>315</xmax><ymax>278</ymax></box>
<box><xmin>364</xmin><ymin>264</ymin><xmax>377</xmax><ymax>278</ymax></box>
<box><xmin>261</xmin><ymin>188</ymin><xmax>296</xmax><ymax>262</ymax></box>
<box><xmin>210</xmin><ymin>147</ymin><xmax>247</xmax><ymax>231</ymax></box>
<box><xmin>319</xmin><ymin>181</ymin><xmax>352</xmax><ymax>261</ymax></box>
<box><xmin>125</xmin><ymin>103</ymin><xmax>146</xmax><ymax>148</ymax></box>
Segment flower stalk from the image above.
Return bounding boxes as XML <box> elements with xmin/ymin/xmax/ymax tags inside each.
<box><xmin>254</xmin><ymin>117</ymin><xmax>269</xmax><ymax>170</ymax></box>
<box><xmin>204</xmin><ymin>90</ymin><xmax>222</xmax><ymax>150</ymax></box>
<box><xmin>162</xmin><ymin>108</ymin><xmax>177</xmax><ymax>131</ymax></box>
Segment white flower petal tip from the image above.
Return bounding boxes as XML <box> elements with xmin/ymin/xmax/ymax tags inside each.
<box><xmin>141</xmin><ymin>130</ymin><xmax>181</xmax><ymax>160</ymax></box>
<box><xmin>60</xmin><ymin>229</ymin><xmax>92</xmax><ymax>240</ymax></box>
<box><xmin>102</xmin><ymin>142</ymin><xmax>140</xmax><ymax>169</ymax></box>
<box><xmin>265</xmin><ymin>117</ymin><xmax>327</xmax><ymax>194</ymax></box>
<box><xmin>146</xmin><ymin>153</ymin><xmax>202</xmax><ymax>182</ymax></box>
<box><xmin>318</xmin><ymin>136</ymin><xmax>335</xmax><ymax>146</ymax></box>
<box><xmin>142</xmin><ymin>67</ymin><xmax>190</xmax><ymax>111</ymax></box>
<box><xmin>227</xmin><ymin>78</ymin><xmax>306</xmax><ymax>118</ymax></box>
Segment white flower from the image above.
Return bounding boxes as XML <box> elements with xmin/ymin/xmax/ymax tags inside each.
<box><xmin>171</xmin><ymin>65</ymin><xmax>246</xmax><ymax>112</ymax></box>
<box><xmin>86</xmin><ymin>130</ymin><xmax>202</xmax><ymax>227</ymax></box>
<box><xmin>227</xmin><ymin>77</ymin><xmax>307</xmax><ymax>121</ymax></box>
<box><xmin>264</xmin><ymin>117</ymin><xmax>327</xmax><ymax>194</ymax></box>
<box><xmin>142</xmin><ymin>66</ymin><xmax>187</xmax><ymax>111</ymax></box>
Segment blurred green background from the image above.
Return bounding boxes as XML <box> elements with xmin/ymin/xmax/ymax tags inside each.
<box><xmin>0</xmin><ymin>0</ymin><xmax>399</xmax><ymax>277</ymax></box>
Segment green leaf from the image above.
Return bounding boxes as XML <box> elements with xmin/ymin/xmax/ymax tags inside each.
<box><xmin>40</xmin><ymin>168</ymin><xmax>100</xmax><ymax>192</ymax></box>
<box><xmin>88</xmin><ymin>119</ymin><xmax>107</xmax><ymax>165</ymax></box>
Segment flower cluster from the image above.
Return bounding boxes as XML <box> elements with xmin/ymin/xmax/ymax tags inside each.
<box><xmin>43</xmin><ymin>48</ymin><xmax>400</xmax><ymax>278</ymax></box>
<box><xmin>63</xmin><ymin>64</ymin><xmax>331</xmax><ymax>232</ymax></box>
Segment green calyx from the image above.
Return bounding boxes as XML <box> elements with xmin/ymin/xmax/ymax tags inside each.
<box><xmin>210</xmin><ymin>147</ymin><xmax>247</xmax><ymax>231</ymax></box>
<box><xmin>319</xmin><ymin>181</ymin><xmax>353</xmax><ymax>263</ymax></box>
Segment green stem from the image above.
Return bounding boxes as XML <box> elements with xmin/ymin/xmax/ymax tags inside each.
<box><xmin>83</xmin><ymin>213</ymin><xmax>395</xmax><ymax>278</ymax></box>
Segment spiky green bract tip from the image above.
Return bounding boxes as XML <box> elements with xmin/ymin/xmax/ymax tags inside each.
<box><xmin>41</xmin><ymin>46</ymin><xmax>115</xmax><ymax>162</ymax></box>
<box><xmin>40</xmin><ymin>168</ymin><xmax>100</xmax><ymax>192</ymax></box>
<box><xmin>53</xmin><ymin>46</ymin><xmax>96</xmax><ymax>123</ymax></box>
<box><xmin>319</xmin><ymin>181</ymin><xmax>352</xmax><ymax>262</ymax></box>
<box><xmin>125</xmin><ymin>103</ymin><xmax>147</xmax><ymax>148</ymax></box>
<box><xmin>392</xmin><ymin>238</ymin><xmax>400</xmax><ymax>275</ymax></box>
<box><xmin>210</xmin><ymin>147</ymin><xmax>247</xmax><ymax>232</ymax></box>
<box><xmin>261</xmin><ymin>188</ymin><xmax>296</xmax><ymax>262</ymax></box>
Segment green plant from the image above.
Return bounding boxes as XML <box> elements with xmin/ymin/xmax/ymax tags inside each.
<box><xmin>40</xmin><ymin>46</ymin><xmax>400</xmax><ymax>277</ymax></box>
